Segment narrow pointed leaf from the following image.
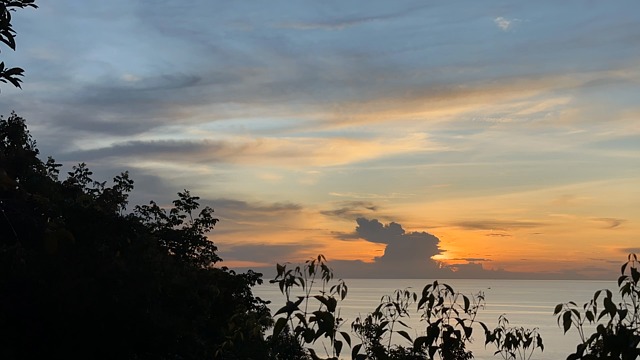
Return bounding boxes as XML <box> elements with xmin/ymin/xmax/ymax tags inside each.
<box><xmin>397</xmin><ymin>330</ymin><xmax>413</xmax><ymax>343</ymax></box>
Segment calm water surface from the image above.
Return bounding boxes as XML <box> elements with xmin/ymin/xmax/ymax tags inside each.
<box><xmin>254</xmin><ymin>279</ymin><xmax>616</xmax><ymax>360</ymax></box>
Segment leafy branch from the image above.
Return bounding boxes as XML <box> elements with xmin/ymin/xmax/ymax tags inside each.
<box><xmin>555</xmin><ymin>254</ymin><xmax>640</xmax><ymax>359</ymax></box>
<box><xmin>270</xmin><ymin>255</ymin><xmax>350</xmax><ymax>360</ymax></box>
<box><xmin>483</xmin><ymin>314</ymin><xmax>544</xmax><ymax>360</ymax></box>
<box><xmin>0</xmin><ymin>0</ymin><xmax>38</xmax><ymax>90</ymax></box>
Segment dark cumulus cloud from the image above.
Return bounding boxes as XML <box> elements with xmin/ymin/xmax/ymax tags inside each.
<box><xmin>331</xmin><ymin>218</ymin><xmax>448</xmax><ymax>278</ymax></box>
<box><xmin>328</xmin><ymin>218</ymin><xmax>545</xmax><ymax>279</ymax></box>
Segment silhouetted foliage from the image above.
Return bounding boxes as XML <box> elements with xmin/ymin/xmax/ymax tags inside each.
<box><xmin>268</xmin><ymin>324</ymin><xmax>312</xmax><ymax>360</ymax></box>
<box><xmin>0</xmin><ymin>0</ymin><xmax>37</xmax><ymax>90</ymax></box>
<box><xmin>483</xmin><ymin>315</ymin><xmax>543</xmax><ymax>360</ymax></box>
<box><xmin>352</xmin><ymin>288</ymin><xmax>426</xmax><ymax>359</ymax></box>
<box><xmin>271</xmin><ymin>257</ymin><xmax>549</xmax><ymax>360</ymax></box>
<box><xmin>270</xmin><ymin>254</ymin><xmax>350</xmax><ymax>360</ymax></box>
<box><xmin>555</xmin><ymin>254</ymin><xmax>640</xmax><ymax>360</ymax></box>
<box><xmin>0</xmin><ymin>113</ymin><xmax>271</xmax><ymax>359</ymax></box>
<box><xmin>412</xmin><ymin>281</ymin><xmax>485</xmax><ymax>360</ymax></box>
<box><xmin>134</xmin><ymin>189</ymin><xmax>221</xmax><ymax>267</ymax></box>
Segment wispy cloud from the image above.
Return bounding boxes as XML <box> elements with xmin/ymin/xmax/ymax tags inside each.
<box><xmin>591</xmin><ymin>218</ymin><xmax>626</xmax><ymax>229</ymax></box>
<box><xmin>621</xmin><ymin>248</ymin><xmax>640</xmax><ymax>255</ymax></box>
<box><xmin>329</xmin><ymin>192</ymin><xmax>415</xmax><ymax>199</ymax></box>
<box><xmin>494</xmin><ymin>16</ymin><xmax>519</xmax><ymax>31</ymax></box>
<box><xmin>275</xmin><ymin>4</ymin><xmax>431</xmax><ymax>30</ymax></box>
<box><xmin>486</xmin><ymin>233</ymin><xmax>512</xmax><ymax>237</ymax></box>
<box><xmin>320</xmin><ymin>201</ymin><xmax>379</xmax><ymax>221</ymax></box>
<box><xmin>61</xmin><ymin>133</ymin><xmax>439</xmax><ymax>168</ymax></box>
<box><xmin>452</xmin><ymin>220</ymin><xmax>544</xmax><ymax>231</ymax></box>
<box><xmin>448</xmin><ymin>257</ymin><xmax>492</xmax><ymax>262</ymax></box>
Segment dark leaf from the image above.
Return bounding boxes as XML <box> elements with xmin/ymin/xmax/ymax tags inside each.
<box><xmin>537</xmin><ymin>334</ymin><xmax>544</xmax><ymax>352</ymax></box>
<box><xmin>351</xmin><ymin>343</ymin><xmax>363</xmax><ymax>360</ymax></box>
<box><xmin>585</xmin><ymin>310</ymin><xmax>594</xmax><ymax>323</ymax></box>
<box><xmin>631</xmin><ymin>266</ymin><xmax>640</xmax><ymax>284</ymax></box>
<box><xmin>413</xmin><ymin>336</ymin><xmax>428</xmax><ymax>351</ymax></box>
<box><xmin>335</xmin><ymin>339</ymin><xmax>343</xmax><ymax>357</ymax></box>
<box><xmin>340</xmin><ymin>331</ymin><xmax>351</xmax><ymax>347</ymax></box>
<box><xmin>295</xmin><ymin>313</ymin><xmax>308</xmax><ymax>327</ymax></box>
<box><xmin>603</xmin><ymin>296</ymin><xmax>616</xmax><ymax>317</ymax></box>
<box><xmin>397</xmin><ymin>330</ymin><xmax>413</xmax><ymax>343</ymax></box>
<box><xmin>553</xmin><ymin>303</ymin><xmax>563</xmax><ymax>315</ymax></box>
<box><xmin>618</xmin><ymin>308</ymin><xmax>628</xmax><ymax>321</ymax></box>
<box><xmin>597</xmin><ymin>309</ymin><xmax>608</xmax><ymax>321</ymax></box>
<box><xmin>275</xmin><ymin>300</ymin><xmax>300</xmax><ymax>317</ymax></box>
<box><xmin>273</xmin><ymin>317</ymin><xmax>288</xmax><ymax>339</ymax></box>
<box><xmin>562</xmin><ymin>311</ymin><xmax>572</xmax><ymax>333</ymax></box>
<box><xmin>428</xmin><ymin>345</ymin><xmax>439</xmax><ymax>359</ymax></box>
<box><xmin>463</xmin><ymin>326</ymin><xmax>473</xmax><ymax>339</ymax></box>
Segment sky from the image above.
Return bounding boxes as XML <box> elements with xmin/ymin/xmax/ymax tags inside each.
<box><xmin>2</xmin><ymin>1</ymin><xmax>640</xmax><ymax>279</ymax></box>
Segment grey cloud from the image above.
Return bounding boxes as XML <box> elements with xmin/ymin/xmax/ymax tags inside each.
<box><xmin>275</xmin><ymin>4</ymin><xmax>433</xmax><ymax>31</ymax></box>
<box><xmin>220</xmin><ymin>243</ymin><xmax>304</xmax><ymax>265</ymax></box>
<box><xmin>59</xmin><ymin>140</ymin><xmax>213</xmax><ymax>162</ymax></box>
<box><xmin>588</xmin><ymin>135</ymin><xmax>640</xmax><ymax>151</ymax></box>
<box><xmin>329</xmin><ymin>218</ymin><xmax>446</xmax><ymax>278</ymax></box>
<box><xmin>7</xmin><ymin>77</ymin><xmax>212</xmax><ymax>141</ymax></box>
<box><xmin>355</xmin><ymin>218</ymin><xmax>407</xmax><ymax>245</ymax></box>
<box><xmin>48</xmin><ymin>73</ymin><xmax>237</xmax><ymax>135</ymax></box>
<box><xmin>453</xmin><ymin>220</ymin><xmax>544</xmax><ymax>231</ymax></box>
<box><xmin>621</xmin><ymin>248</ymin><xmax>640</xmax><ymax>255</ymax></box>
<box><xmin>592</xmin><ymin>218</ymin><xmax>626</xmax><ymax>229</ymax></box>
<box><xmin>201</xmin><ymin>198</ymin><xmax>304</xmax><ymax>237</ymax></box>
<box><xmin>486</xmin><ymin>233</ymin><xmax>512</xmax><ymax>237</ymax></box>
<box><xmin>123</xmin><ymin>171</ymin><xmax>180</xmax><ymax>207</ymax></box>
<box><xmin>589</xmin><ymin>258</ymin><xmax>621</xmax><ymax>264</ymax></box>
<box><xmin>569</xmin><ymin>266</ymin><xmax>612</xmax><ymax>273</ymax></box>
<box><xmin>320</xmin><ymin>201</ymin><xmax>379</xmax><ymax>221</ymax></box>
<box><xmin>59</xmin><ymin>138</ymin><xmax>287</xmax><ymax>165</ymax></box>
<box><xmin>211</xmin><ymin>198</ymin><xmax>302</xmax><ymax>215</ymax></box>
<box><xmin>448</xmin><ymin>258</ymin><xmax>492</xmax><ymax>262</ymax></box>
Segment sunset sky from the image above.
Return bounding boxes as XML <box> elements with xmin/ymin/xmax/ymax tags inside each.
<box><xmin>3</xmin><ymin>1</ymin><xmax>639</xmax><ymax>279</ymax></box>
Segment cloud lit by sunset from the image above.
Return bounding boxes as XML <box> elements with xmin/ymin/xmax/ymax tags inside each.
<box><xmin>4</xmin><ymin>0</ymin><xmax>639</xmax><ymax>279</ymax></box>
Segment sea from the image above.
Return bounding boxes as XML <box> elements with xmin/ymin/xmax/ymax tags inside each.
<box><xmin>253</xmin><ymin>279</ymin><xmax>619</xmax><ymax>360</ymax></box>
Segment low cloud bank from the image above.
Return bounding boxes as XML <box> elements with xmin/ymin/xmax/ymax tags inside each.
<box><xmin>225</xmin><ymin>217</ymin><xmax>590</xmax><ymax>280</ymax></box>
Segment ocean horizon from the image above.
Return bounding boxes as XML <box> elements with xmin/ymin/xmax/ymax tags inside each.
<box><xmin>254</xmin><ymin>278</ymin><xmax>617</xmax><ymax>360</ymax></box>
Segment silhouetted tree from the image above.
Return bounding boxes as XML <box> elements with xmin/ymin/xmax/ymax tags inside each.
<box><xmin>0</xmin><ymin>113</ymin><xmax>272</xmax><ymax>359</ymax></box>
